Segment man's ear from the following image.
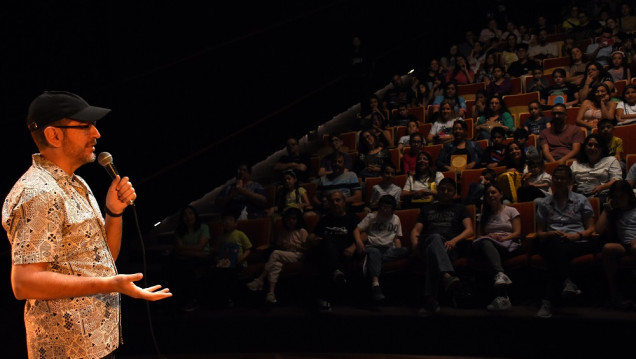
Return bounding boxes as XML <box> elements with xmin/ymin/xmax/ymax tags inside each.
<box><xmin>43</xmin><ymin>127</ymin><xmax>63</xmax><ymax>148</ymax></box>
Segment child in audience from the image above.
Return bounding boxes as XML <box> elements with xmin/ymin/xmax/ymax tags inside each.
<box><xmin>246</xmin><ymin>208</ymin><xmax>308</xmax><ymax>304</ymax></box>
<box><xmin>522</xmin><ymin>100</ymin><xmax>551</xmax><ymax>136</ymax></box>
<box><xmin>518</xmin><ymin>157</ymin><xmax>552</xmax><ymax>203</ymax></box>
<box><xmin>213</xmin><ymin>215</ymin><xmax>253</xmax><ymax>307</ymax></box>
<box><xmin>464</xmin><ymin>168</ymin><xmax>497</xmax><ymax>206</ymax></box>
<box><xmin>268</xmin><ymin>169</ymin><xmax>311</xmax><ymax>216</ymax></box>
<box><xmin>526</xmin><ymin>68</ymin><xmax>550</xmax><ymax>94</ymax></box>
<box><xmin>513</xmin><ymin>128</ymin><xmax>540</xmax><ymax>160</ymax></box>
<box><xmin>369</xmin><ymin>164</ymin><xmax>402</xmax><ymax>209</ymax></box>
<box><xmin>481</xmin><ymin>127</ymin><xmax>507</xmax><ymax>169</ymax></box>
<box><xmin>615</xmin><ymin>84</ymin><xmax>636</xmax><ymax>126</ymax></box>
<box><xmin>597</xmin><ymin>118</ymin><xmax>624</xmax><ymax>171</ymax></box>
<box><xmin>354</xmin><ymin>195</ymin><xmax>409</xmax><ymax>302</ymax></box>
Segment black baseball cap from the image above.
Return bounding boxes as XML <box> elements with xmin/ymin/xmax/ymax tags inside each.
<box><xmin>27</xmin><ymin>91</ymin><xmax>111</xmax><ymax>131</ymax></box>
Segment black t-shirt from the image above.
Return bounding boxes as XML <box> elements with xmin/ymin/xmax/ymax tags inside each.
<box><xmin>314</xmin><ymin>212</ymin><xmax>361</xmax><ymax>248</ymax></box>
<box><xmin>417</xmin><ymin>202</ymin><xmax>470</xmax><ymax>241</ymax></box>
<box><xmin>507</xmin><ymin>59</ymin><xmax>538</xmax><ymax>78</ymax></box>
<box><xmin>277</xmin><ymin>153</ymin><xmax>311</xmax><ymax>182</ymax></box>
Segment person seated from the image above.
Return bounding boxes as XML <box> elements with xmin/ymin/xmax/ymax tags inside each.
<box><xmin>540</xmin><ymin>103</ymin><xmax>585</xmax><ymax>165</ymax></box>
<box><xmin>506</xmin><ymin>43</ymin><xmax>538</xmax><ymax>78</ymax></box>
<box><xmin>518</xmin><ymin>157</ymin><xmax>552</xmax><ymax>203</ymax></box>
<box><xmin>475</xmin><ymin>95</ymin><xmax>514</xmax><ymax>140</ymax></box>
<box><xmin>496</xmin><ymin>141</ymin><xmax>528</xmax><ymax>203</ymax></box>
<box><xmin>402</xmin><ymin>133</ymin><xmax>425</xmax><ymax>175</ymax></box>
<box><xmin>384</xmin><ymin>74</ymin><xmax>413</xmax><ymax>111</ymax></box>
<box><xmin>597</xmin><ymin>118</ymin><xmax>624</xmax><ymax>166</ymax></box>
<box><xmin>392</xmin><ymin>103</ymin><xmax>419</xmax><ymax>127</ymax></box>
<box><xmin>397</xmin><ymin>120</ymin><xmax>424</xmax><ymax>153</ymax></box>
<box><xmin>313</xmin><ymin>153</ymin><xmax>363</xmax><ymax>213</ymax></box>
<box><xmin>476</xmin><ymin>52</ymin><xmax>497</xmax><ymax>84</ymax></box>
<box><xmin>428</xmin><ymin>99</ymin><xmax>461</xmax><ymax>145</ymax></box>
<box><xmin>172</xmin><ymin>205</ymin><xmax>211</xmax><ymax>311</ymax></box>
<box><xmin>267</xmin><ymin>169</ymin><xmax>311</xmax><ymax>217</ymax></box>
<box><xmin>246</xmin><ymin>207</ymin><xmax>309</xmax><ymax>304</ymax></box>
<box><xmin>472</xmin><ymin>183</ymin><xmax>521</xmax><ymax>311</ymax></box>
<box><xmin>526</xmin><ymin>68</ymin><xmax>550</xmax><ymax>94</ymax></box>
<box><xmin>572</xmin><ymin>10</ymin><xmax>603</xmax><ymax>43</ymax></box>
<box><xmin>575</xmin><ymin>83</ymin><xmax>617</xmax><ymax>133</ymax></box>
<box><xmin>463</xmin><ymin>168</ymin><xmax>496</xmax><ymax>206</ymax></box>
<box><xmin>596</xmin><ymin>180</ymin><xmax>636</xmax><ymax>310</ymax></box>
<box><xmin>445</xmin><ymin>55</ymin><xmax>474</xmax><ymax>85</ymax></box>
<box><xmin>513</xmin><ymin>128</ymin><xmax>540</xmax><ymax>159</ymax></box>
<box><xmin>318</xmin><ymin>134</ymin><xmax>354</xmax><ymax>177</ymax></box>
<box><xmin>479</xmin><ymin>19</ymin><xmax>503</xmax><ymax>45</ymax></box>
<box><xmin>402</xmin><ymin>151</ymin><xmax>445</xmax><ymax>207</ymax></box>
<box><xmin>535</xmin><ymin>165</ymin><xmax>599</xmax><ymax>319</ymax></box>
<box><xmin>470</xmin><ymin>89</ymin><xmax>489</xmax><ymax>119</ymax></box>
<box><xmin>309</xmin><ymin>190</ymin><xmax>362</xmax><ymax>311</ymax></box>
<box><xmin>358</xmin><ymin>93</ymin><xmax>390</xmax><ymax>130</ymax></box>
<box><xmin>480</xmin><ymin>127</ymin><xmax>507</xmax><ymax>169</ymax></box>
<box><xmin>607</xmin><ymin>50</ymin><xmax>631</xmax><ymax>83</ymax></box>
<box><xmin>356</xmin><ymin>130</ymin><xmax>391</xmax><ymax>179</ymax></box>
<box><xmin>570</xmin><ymin>134</ymin><xmax>622</xmax><ymax>204</ymax></box>
<box><xmin>615</xmin><ymin>84</ymin><xmax>636</xmax><ymax>126</ymax></box>
<box><xmin>368</xmin><ymin>112</ymin><xmax>394</xmax><ymax>148</ymax></box>
<box><xmin>353</xmin><ymin>195</ymin><xmax>409</xmax><ymax>302</ymax></box>
<box><xmin>540</xmin><ymin>68</ymin><xmax>579</xmax><ymax>108</ymax></box>
<box><xmin>368</xmin><ymin>164</ymin><xmax>402</xmax><ymax>209</ymax></box>
<box><xmin>216</xmin><ymin>162</ymin><xmax>268</xmax><ymax>219</ymax></box>
<box><xmin>576</xmin><ymin>61</ymin><xmax>614</xmax><ymax>102</ymax></box>
<box><xmin>523</xmin><ymin>100</ymin><xmax>551</xmax><ymax>136</ymax></box>
<box><xmin>528</xmin><ymin>29</ymin><xmax>559</xmax><ymax>65</ymax></box>
<box><xmin>485</xmin><ymin>66</ymin><xmax>513</xmax><ymax>98</ymax></box>
<box><xmin>499</xmin><ymin>34</ymin><xmax>519</xmax><ymax>72</ymax></box>
<box><xmin>431</xmin><ymin>81</ymin><xmax>468</xmax><ymax>119</ymax></box>
<box><xmin>273</xmin><ymin>137</ymin><xmax>310</xmax><ymax>183</ymax></box>
<box><xmin>411</xmin><ymin>177</ymin><xmax>474</xmax><ymax>317</ymax></box>
<box><xmin>565</xmin><ymin>46</ymin><xmax>588</xmax><ymax>87</ymax></box>
<box><xmin>437</xmin><ymin>120</ymin><xmax>483</xmax><ymax>173</ymax></box>
<box><xmin>585</xmin><ymin>28</ymin><xmax>614</xmax><ymax>66</ymax></box>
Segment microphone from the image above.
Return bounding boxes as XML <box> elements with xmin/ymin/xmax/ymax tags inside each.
<box><xmin>97</xmin><ymin>152</ymin><xmax>119</xmax><ymax>179</ymax></box>
<box><xmin>98</xmin><ymin>152</ymin><xmax>135</xmax><ymax>206</ymax></box>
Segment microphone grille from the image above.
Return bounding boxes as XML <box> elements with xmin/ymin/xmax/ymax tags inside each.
<box><xmin>97</xmin><ymin>152</ymin><xmax>113</xmax><ymax>167</ymax></box>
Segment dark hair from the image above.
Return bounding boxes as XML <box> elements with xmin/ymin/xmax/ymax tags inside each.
<box><xmin>553</xmin><ymin>164</ymin><xmax>573</xmax><ymax>180</ymax></box>
<box><xmin>486</xmin><ymin>95</ymin><xmax>511</xmax><ymax>116</ymax></box>
<box><xmin>415</xmin><ymin>151</ymin><xmax>437</xmax><ymax>182</ymax></box>
<box><xmin>579</xmin><ymin>61</ymin><xmax>610</xmax><ymax>89</ymax></box>
<box><xmin>490</xmin><ymin>126</ymin><xmax>506</xmax><ymax>139</ymax></box>
<box><xmin>513</xmin><ymin>127</ymin><xmax>529</xmax><ymax>141</ymax></box>
<box><xmin>482</xmin><ymin>168</ymin><xmax>496</xmax><ymax>180</ymax></box>
<box><xmin>281</xmin><ymin>207</ymin><xmax>304</xmax><ymax>230</ymax></box>
<box><xmin>438</xmin><ymin>177</ymin><xmax>457</xmax><ymax>192</ymax></box>
<box><xmin>453</xmin><ymin>119</ymin><xmax>468</xmax><ymax>130</ymax></box>
<box><xmin>622</xmin><ymin>84</ymin><xmax>636</xmax><ymax>102</ymax></box>
<box><xmin>516</xmin><ymin>43</ymin><xmax>528</xmax><ymax>51</ymax></box>
<box><xmin>609</xmin><ymin>180</ymin><xmax>636</xmax><ymax>209</ymax></box>
<box><xmin>175</xmin><ymin>205</ymin><xmax>202</xmax><ymax>237</ymax></box>
<box><xmin>552</xmin><ymin>68</ymin><xmax>566</xmax><ymax>77</ymax></box>
<box><xmin>502</xmin><ymin>141</ymin><xmax>527</xmax><ymax>172</ymax></box>
<box><xmin>480</xmin><ymin>183</ymin><xmax>504</xmax><ymax>229</ymax></box>
<box><xmin>378</xmin><ymin>194</ymin><xmax>397</xmax><ymax>209</ymax></box>
<box><xmin>587</xmin><ymin>83</ymin><xmax>612</xmax><ymax>104</ymax></box>
<box><xmin>526</xmin><ymin>157</ymin><xmax>545</xmax><ymax>169</ymax></box>
<box><xmin>577</xmin><ymin>134</ymin><xmax>609</xmax><ymax>163</ymax></box>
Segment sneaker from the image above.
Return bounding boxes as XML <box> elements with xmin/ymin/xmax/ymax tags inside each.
<box><xmin>442</xmin><ymin>275</ymin><xmax>460</xmax><ymax>292</ymax></box>
<box><xmin>417</xmin><ymin>299</ymin><xmax>440</xmax><ymax>317</ymax></box>
<box><xmin>487</xmin><ymin>296</ymin><xmax>512</xmax><ymax>311</ymax></box>
<box><xmin>561</xmin><ymin>278</ymin><xmax>582</xmax><ymax>298</ymax></box>
<box><xmin>536</xmin><ymin>300</ymin><xmax>552</xmax><ymax>319</ymax></box>
<box><xmin>494</xmin><ymin>272</ymin><xmax>512</xmax><ymax>287</ymax></box>
<box><xmin>371</xmin><ymin>285</ymin><xmax>385</xmax><ymax>302</ymax></box>
<box><xmin>246</xmin><ymin>278</ymin><xmax>263</xmax><ymax>291</ymax></box>
<box><xmin>610</xmin><ymin>295</ymin><xmax>634</xmax><ymax>311</ymax></box>
<box><xmin>333</xmin><ymin>269</ymin><xmax>347</xmax><ymax>288</ymax></box>
<box><xmin>265</xmin><ymin>292</ymin><xmax>277</xmax><ymax>304</ymax></box>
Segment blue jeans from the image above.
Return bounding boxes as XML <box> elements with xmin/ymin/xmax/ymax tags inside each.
<box><xmin>420</xmin><ymin>233</ymin><xmax>456</xmax><ymax>297</ymax></box>
<box><xmin>365</xmin><ymin>245</ymin><xmax>409</xmax><ymax>278</ymax></box>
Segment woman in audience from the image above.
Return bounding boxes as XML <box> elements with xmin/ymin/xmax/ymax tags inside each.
<box><xmin>565</xmin><ymin>46</ymin><xmax>588</xmax><ymax>86</ymax></box>
<box><xmin>428</xmin><ymin>99</ymin><xmax>461</xmax><ymax>145</ymax></box>
<box><xmin>470</xmin><ymin>89</ymin><xmax>489</xmax><ymax>120</ymax></box>
<box><xmin>467</xmin><ymin>41</ymin><xmax>487</xmax><ymax>74</ymax></box>
<box><xmin>500</xmin><ymin>140</ymin><xmax>527</xmax><ymax>174</ymax></box>
<box><xmin>475</xmin><ymin>95</ymin><xmax>514</xmax><ymax>140</ymax></box>
<box><xmin>596</xmin><ymin>180</ymin><xmax>636</xmax><ymax>310</ymax></box>
<box><xmin>577</xmin><ymin>61</ymin><xmax>614</xmax><ymax>101</ymax></box>
<box><xmin>570</xmin><ymin>134</ymin><xmax>622</xmax><ymax>204</ymax></box>
<box><xmin>607</xmin><ymin>50</ymin><xmax>631</xmax><ymax>83</ymax></box>
<box><xmin>402</xmin><ymin>150</ymin><xmax>444</xmax><ymax>205</ymax></box>
<box><xmin>432</xmin><ymin>81</ymin><xmax>467</xmax><ymax>118</ymax></box>
<box><xmin>445</xmin><ymin>55</ymin><xmax>474</xmax><ymax>85</ymax></box>
<box><xmin>575</xmin><ymin>83</ymin><xmax>617</xmax><ymax>133</ymax></box>
<box><xmin>369</xmin><ymin>111</ymin><xmax>394</xmax><ymax>148</ymax></box>
<box><xmin>615</xmin><ymin>84</ymin><xmax>636</xmax><ymax>126</ymax></box>
<box><xmin>473</xmin><ymin>183</ymin><xmax>521</xmax><ymax>311</ymax></box>
<box><xmin>411</xmin><ymin>81</ymin><xmax>432</xmax><ymax>108</ymax></box>
<box><xmin>476</xmin><ymin>53</ymin><xmax>497</xmax><ymax>83</ymax></box>
<box><xmin>357</xmin><ymin>129</ymin><xmax>391</xmax><ymax>179</ymax></box>
<box><xmin>397</xmin><ymin>120</ymin><xmax>422</xmax><ymax>152</ymax></box>
<box><xmin>437</xmin><ymin>120</ymin><xmax>483</xmax><ymax>172</ymax></box>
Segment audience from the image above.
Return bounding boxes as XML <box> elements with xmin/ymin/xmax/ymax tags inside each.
<box><xmin>216</xmin><ymin>162</ymin><xmax>268</xmax><ymax>219</ymax></box>
<box><xmin>616</xmin><ymin>84</ymin><xmax>636</xmax><ymax>126</ymax></box>
<box><xmin>475</xmin><ymin>95</ymin><xmax>514</xmax><ymax>140</ymax></box>
<box><xmin>540</xmin><ymin>103</ymin><xmax>584</xmax><ymax>165</ymax></box>
<box><xmin>575</xmin><ymin>83</ymin><xmax>616</xmax><ymax>133</ymax></box>
<box><xmin>402</xmin><ymin>151</ymin><xmax>445</xmax><ymax>206</ymax></box>
<box><xmin>437</xmin><ymin>120</ymin><xmax>483</xmax><ymax>172</ymax></box>
<box><xmin>357</xmin><ymin>129</ymin><xmax>391</xmax><ymax>179</ymax></box>
<box><xmin>570</xmin><ymin>134</ymin><xmax>622</xmax><ymax>204</ymax></box>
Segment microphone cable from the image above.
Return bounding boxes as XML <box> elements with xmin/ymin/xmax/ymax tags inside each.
<box><xmin>129</xmin><ymin>203</ymin><xmax>168</xmax><ymax>359</ymax></box>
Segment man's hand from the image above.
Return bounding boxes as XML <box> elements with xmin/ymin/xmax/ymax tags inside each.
<box><xmin>113</xmin><ymin>273</ymin><xmax>172</xmax><ymax>301</ymax></box>
<box><xmin>105</xmin><ymin>175</ymin><xmax>136</xmax><ymax>214</ymax></box>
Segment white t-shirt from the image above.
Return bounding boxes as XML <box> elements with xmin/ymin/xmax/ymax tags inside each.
<box><xmin>357</xmin><ymin>212</ymin><xmax>402</xmax><ymax>247</ymax></box>
<box><xmin>616</xmin><ymin>101</ymin><xmax>636</xmax><ymax>126</ymax></box>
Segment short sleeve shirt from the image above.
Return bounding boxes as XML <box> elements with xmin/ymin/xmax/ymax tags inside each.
<box><xmin>417</xmin><ymin>202</ymin><xmax>470</xmax><ymax>241</ymax></box>
<box><xmin>537</xmin><ymin>190</ymin><xmax>594</xmax><ymax>234</ymax></box>
<box><xmin>357</xmin><ymin>212</ymin><xmax>402</xmax><ymax>247</ymax></box>
<box><xmin>2</xmin><ymin>154</ymin><xmax>120</xmax><ymax>359</ymax></box>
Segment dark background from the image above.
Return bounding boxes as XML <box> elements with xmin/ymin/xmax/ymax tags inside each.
<box><xmin>1</xmin><ymin>1</ymin><xmax>561</xmax><ymax>355</ymax></box>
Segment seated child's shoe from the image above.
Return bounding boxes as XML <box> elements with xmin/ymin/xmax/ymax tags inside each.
<box><xmin>246</xmin><ymin>278</ymin><xmax>264</xmax><ymax>291</ymax></box>
<box><xmin>265</xmin><ymin>292</ymin><xmax>277</xmax><ymax>304</ymax></box>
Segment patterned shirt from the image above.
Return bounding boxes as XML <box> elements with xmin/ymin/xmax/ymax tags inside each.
<box><xmin>537</xmin><ymin>190</ymin><xmax>594</xmax><ymax>235</ymax></box>
<box><xmin>2</xmin><ymin>154</ymin><xmax>120</xmax><ymax>359</ymax></box>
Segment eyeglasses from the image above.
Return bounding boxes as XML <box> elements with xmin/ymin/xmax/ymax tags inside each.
<box><xmin>51</xmin><ymin>124</ymin><xmax>94</xmax><ymax>130</ymax></box>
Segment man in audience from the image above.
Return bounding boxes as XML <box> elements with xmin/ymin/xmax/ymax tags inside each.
<box><xmin>529</xmin><ymin>29</ymin><xmax>559</xmax><ymax>65</ymax></box>
<box><xmin>585</xmin><ymin>28</ymin><xmax>614</xmax><ymax>66</ymax></box>
<box><xmin>506</xmin><ymin>43</ymin><xmax>539</xmax><ymax>78</ymax></box>
<box><xmin>539</xmin><ymin>103</ymin><xmax>585</xmax><ymax>164</ymax></box>
<box><xmin>535</xmin><ymin>165</ymin><xmax>597</xmax><ymax>318</ymax></box>
<box><xmin>216</xmin><ymin>162</ymin><xmax>268</xmax><ymax>219</ymax></box>
<box><xmin>274</xmin><ymin>137</ymin><xmax>311</xmax><ymax>183</ymax></box>
<box><xmin>318</xmin><ymin>133</ymin><xmax>354</xmax><ymax>176</ymax></box>
<box><xmin>313</xmin><ymin>153</ymin><xmax>362</xmax><ymax>213</ymax></box>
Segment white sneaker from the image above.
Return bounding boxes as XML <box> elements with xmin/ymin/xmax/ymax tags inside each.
<box><xmin>494</xmin><ymin>272</ymin><xmax>512</xmax><ymax>286</ymax></box>
<box><xmin>246</xmin><ymin>278</ymin><xmax>263</xmax><ymax>291</ymax></box>
<box><xmin>487</xmin><ymin>296</ymin><xmax>512</xmax><ymax>311</ymax></box>
<box><xmin>536</xmin><ymin>300</ymin><xmax>552</xmax><ymax>318</ymax></box>
<box><xmin>562</xmin><ymin>278</ymin><xmax>581</xmax><ymax>298</ymax></box>
<box><xmin>265</xmin><ymin>292</ymin><xmax>277</xmax><ymax>304</ymax></box>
